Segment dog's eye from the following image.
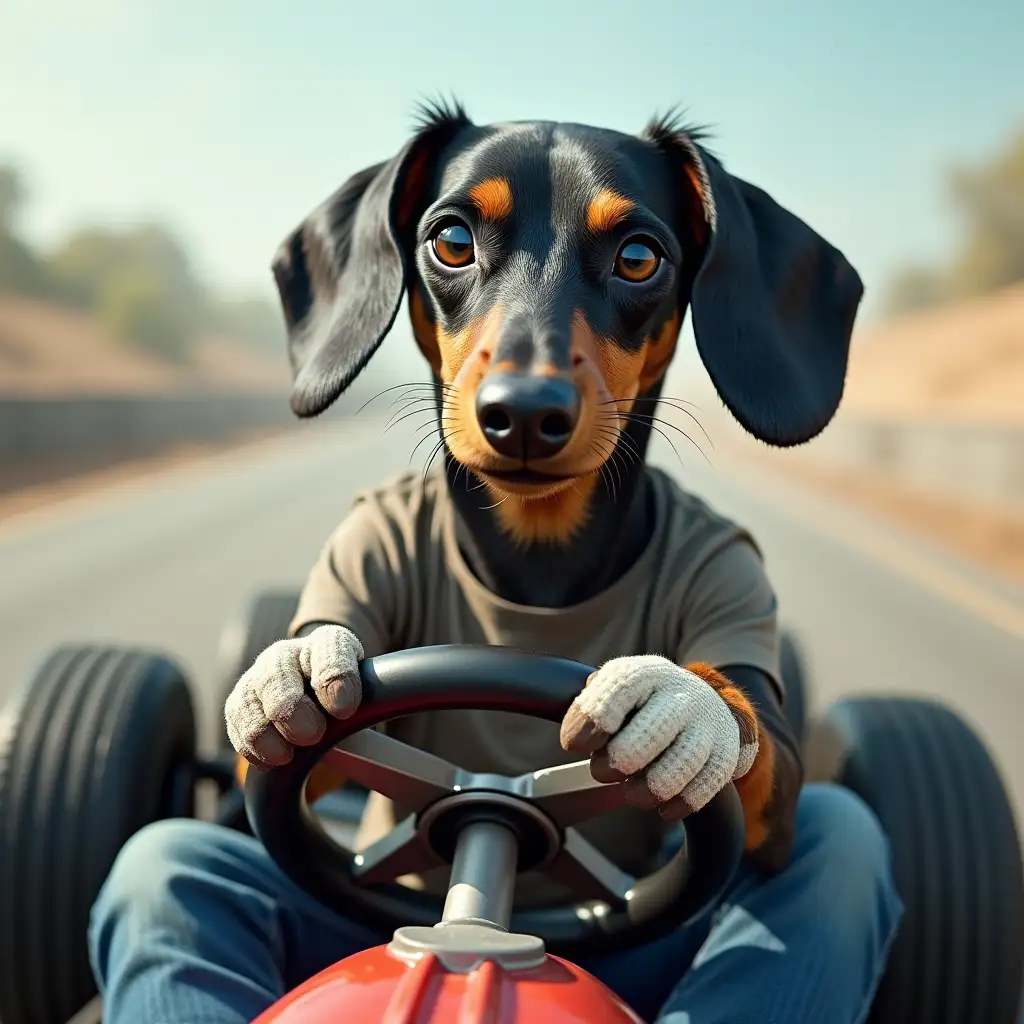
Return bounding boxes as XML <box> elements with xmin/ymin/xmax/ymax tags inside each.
<box><xmin>432</xmin><ymin>223</ymin><xmax>475</xmax><ymax>268</ymax></box>
<box><xmin>614</xmin><ymin>240</ymin><xmax>660</xmax><ymax>282</ymax></box>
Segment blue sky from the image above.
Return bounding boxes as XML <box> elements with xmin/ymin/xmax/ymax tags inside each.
<box><xmin>2</xmin><ymin>0</ymin><xmax>1022</xmax><ymax>338</ymax></box>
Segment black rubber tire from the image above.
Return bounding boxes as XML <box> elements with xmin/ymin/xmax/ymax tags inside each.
<box><xmin>805</xmin><ymin>697</ymin><xmax>1024</xmax><ymax>1024</ymax></box>
<box><xmin>0</xmin><ymin>645</ymin><xmax>196</xmax><ymax>1024</ymax></box>
<box><xmin>216</xmin><ymin>588</ymin><xmax>301</xmax><ymax>748</ymax></box>
<box><xmin>778</xmin><ymin>628</ymin><xmax>809</xmax><ymax>744</ymax></box>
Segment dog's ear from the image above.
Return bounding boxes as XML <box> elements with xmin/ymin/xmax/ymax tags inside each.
<box><xmin>271</xmin><ymin>108</ymin><xmax>468</xmax><ymax>417</ymax></box>
<box><xmin>647</xmin><ymin>125</ymin><xmax>863</xmax><ymax>447</ymax></box>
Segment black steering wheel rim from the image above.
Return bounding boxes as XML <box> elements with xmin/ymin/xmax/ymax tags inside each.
<box><xmin>244</xmin><ymin>644</ymin><xmax>746</xmax><ymax>956</ymax></box>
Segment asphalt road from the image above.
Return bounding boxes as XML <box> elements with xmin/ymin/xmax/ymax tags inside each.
<box><xmin>1</xmin><ymin>414</ymin><xmax>1022</xmax><ymax>833</ymax></box>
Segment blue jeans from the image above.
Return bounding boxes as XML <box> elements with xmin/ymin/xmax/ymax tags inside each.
<box><xmin>89</xmin><ymin>784</ymin><xmax>902</xmax><ymax>1023</ymax></box>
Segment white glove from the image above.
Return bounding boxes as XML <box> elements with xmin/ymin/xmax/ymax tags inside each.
<box><xmin>559</xmin><ymin>655</ymin><xmax>758</xmax><ymax>817</ymax></box>
<box><xmin>224</xmin><ymin>625</ymin><xmax>364</xmax><ymax>767</ymax></box>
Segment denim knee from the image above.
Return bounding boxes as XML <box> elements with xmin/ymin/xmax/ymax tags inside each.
<box><xmin>88</xmin><ymin>819</ymin><xmax>258</xmax><ymax>963</ymax></box>
<box><xmin>793</xmin><ymin>784</ymin><xmax>902</xmax><ymax>919</ymax></box>
<box><xmin>93</xmin><ymin>819</ymin><xmax>229</xmax><ymax>913</ymax></box>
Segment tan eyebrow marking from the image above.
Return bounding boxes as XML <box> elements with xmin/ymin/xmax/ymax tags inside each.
<box><xmin>468</xmin><ymin>177</ymin><xmax>514</xmax><ymax>221</ymax></box>
<box><xmin>585</xmin><ymin>189</ymin><xmax>634</xmax><ymax>233</ymax></box>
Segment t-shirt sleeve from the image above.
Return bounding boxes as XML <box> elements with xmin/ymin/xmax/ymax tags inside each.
<box><xmin>288</xmin><ymin>495</ymin><xmax>406</xmax><ymax>659</ymax></box>
<box><xmin>674</xmin><ymin>536</ymin><xmax>783</xmax><ymax>698</ymax></box>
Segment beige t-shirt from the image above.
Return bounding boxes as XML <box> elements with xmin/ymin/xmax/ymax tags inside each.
<box><xmin>291</xmin><ymin>467</ymin><xmax>780</xmax><ymax>900</ymax></box>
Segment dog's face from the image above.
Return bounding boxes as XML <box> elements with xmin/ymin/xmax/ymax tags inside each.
<box><xmin>273</xmin><ymin>103</ymin><xmax>863</xmax><ymax>542</ymax></box>
<box><xmin>406</xmin><ymin>122</ymin><xmax>706</xmax><ymax>518</ymax></box>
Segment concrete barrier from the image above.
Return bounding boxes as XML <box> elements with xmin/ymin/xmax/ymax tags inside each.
<box><xmin>0</xmin><ymin>392</ymin><xmax>300</xmax><ymax>464</ymax></box>
<box><xmin>798</xmin><ymin>418</ymin><xmax>1024</xmax><ymax>513</ymax></box>
<box><xmin>0</xmin><ymin>373</ymin><xmax>436</xmax><ymax>470</ymax></box>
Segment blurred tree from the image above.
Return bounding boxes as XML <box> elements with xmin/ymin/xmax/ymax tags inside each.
<box><xmin>885</xmin><ymin>126</ymin><xmax>1024</xmax><ymax>317</ymax></box>
<box><xmin>947</xmin><ymin>129</ymin><xmax>1024</xmax><ymax>298</ymax></box>
<box><xmin>0</xmin><ymin>166</ymin><xmax>26</xmax><ymax>233</ymax></box>
<box><xmin>205</xmin><ymin>294</ymin><xmax>284</xmax><ymax>353</ymax></box>
<box><xmin>98</xmin><ymin>269</ymin><xmax>192</xmax><ymax>363</ymax></box>
<box><xmin>0</xmin><ymin>165</ymin><xmax>50</xmax><ymax>296</ymax></box>
<box><xmin>48</xmin><ymin>223</ymin><xmax>204</xmax><ymax>327</ymax></box>
<box><xmin>883</xmin><ymin>265</ymin><xmax>948</xmax><ymax>316</ymax></box>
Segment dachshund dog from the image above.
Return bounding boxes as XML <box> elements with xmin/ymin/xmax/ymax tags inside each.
<box><xmin>227</xmin><ymin>99</ymin><xmax>862</xmax><ymax>880</ymax></box>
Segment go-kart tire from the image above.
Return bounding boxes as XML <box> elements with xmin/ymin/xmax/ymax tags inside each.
<box><xmin>806</xmin><ymin>697</ymin><xmax>1024</xmax><ymax>1024</ymax></box>
<box><xmin>778</xmin><ymin>628</ymin><xmax>809</xmax><ymax>744</ymax></box>
<box><xmin>216</xmin><ymin>588</ymin><xmax>301</xmax><ymax>747</ymax></box>
<box><xmin>0</xmin><ymin>645</ymin><xmax>196</xmax><ymax>1024</ymax></box>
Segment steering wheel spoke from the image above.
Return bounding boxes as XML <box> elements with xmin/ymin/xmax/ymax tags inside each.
<box><xmin>351</xmin><ymin>814</ymin><xmax>441</xmax><ymax>884</ymax></box>
<box><xmin>524</xmin><ymin>759</ymin><xmax>629</xmax><ymax>827</ymax></box>
<box><xmin>543</xmin><ymin>827</ymin><xmax>636</xmax><ymax>906</ymax></box>
<box><xmin>321</xmin><ymin>729</ymin><xmax>459</xmax><ymax>811</ymax></box>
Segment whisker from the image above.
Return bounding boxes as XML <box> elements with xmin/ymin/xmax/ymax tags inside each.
<box><xmin>638</xmin><ymin>405</ymin><xmax>714</xmax><ymax>448</ymax></box>
<box><xmin>409</xmin><ymin>426</ymin><xmax>459</xmax><ymax>464</ymax></box>
<box><xmin>599</xmin><ymin>397</ymin><xmax>713</xmax><ymax>447</ymax></box>
<box><xmin>422</xmin><ymin>436</ymin><xmax>451</xmax><ymax>481</ymax></box>
<box><xmin>600</xmin><ymin>394</ymin><xmax>701</xmax><ymax>411</ymax></box>
<box><xmin>384</xmin><ymin>404</ymin><xmax>447</xmax><ymax>434</ymax></box>
<box><xmin>357</xmin><ymin>380</ymin><xmax>454</xmax><ymax>415</ymax></box>
<box><xmin>413</xmin><ymin>415</ymin><xmax>457</xmax><ymax>438</ymax></box>
<box><xmin>607</xmin><ymin>425</ymin><xmax>644</xmax><ymax>466</ymax></box>
<box><xmin>619</xmin><ymin>413</ymin><xmax>714</xmax><ymax>463</ymax></box>
<box><xmin>388</xmin><ymin>384</ymin><xmax>445</xmax><ymax>405</ymax></box>
<box><xmin>388</xmin><ymin>395</ymin><xmax>442</xmax><ymax>418</ymax></box>
<box><xmin>599</xmin><ymin>410</ymin><xmax>712</xmax><ymax>462</ymax></box>
<box><xmin>477</xmin><ymin>492</ymin><xmax>509</xmax><ymax>511</ymax></box>
<box><xmin>589</xmin><ymin>440</ymin><xmax>619</xmax><ymax>499</ymax></box>
<box><xmin>592</xmin><ymin>424</ymin><xmax>641</xmax><ymax>471</ymax></box>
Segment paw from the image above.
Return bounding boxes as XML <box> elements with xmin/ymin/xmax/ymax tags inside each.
<box><xmin>559</xmin><ymin>655</ymin><xmax>758</xmax><ymax>819</ymax></box>
<box><xmin>224</xmin><ymin>625</ymin><xmax>364</xmax><ymax>768</ymax></box>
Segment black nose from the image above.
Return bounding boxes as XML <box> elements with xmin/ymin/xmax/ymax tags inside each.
<box><xmin>475</xmin><ymin>373</ymin><xmax>581</xmax><ymax>460</ymax></box>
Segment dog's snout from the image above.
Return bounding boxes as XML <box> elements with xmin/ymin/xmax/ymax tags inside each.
<box><xmin>476</xmin><ymin>373</ymin><xmax>580</xmax><ymax>460</ymax></box>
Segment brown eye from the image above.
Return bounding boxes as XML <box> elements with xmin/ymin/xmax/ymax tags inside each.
<box><xmin>432</xmin><ymin>223</ymin><xmax>475</xmax><ymax>267</ymax></box>
<box><xmin>615</xmin><ymin>239</ymin><xmax>660</xmax><ymax>282</ymax></box>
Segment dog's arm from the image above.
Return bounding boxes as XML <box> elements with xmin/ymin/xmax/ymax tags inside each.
<box><xmin>685</xmin><ymin>661</ymin><xmax>803</xmax><ymax>873</ymax></box>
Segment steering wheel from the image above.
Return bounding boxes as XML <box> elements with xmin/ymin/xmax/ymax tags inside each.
<box><xmin>244</xmin><ymin>645</ymin><xmax>745</xmax><ymax>957</ymax></box>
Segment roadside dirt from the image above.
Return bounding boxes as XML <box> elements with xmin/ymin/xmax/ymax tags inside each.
<box><xmin>0</xmin><ymin>296</ymin><xmax>287</xmax><ymax>394</ymax></box>
<box><xmin>0</xmin><ymin>428</ymin><xmax>291</xmax><ymax>526</ymax></box>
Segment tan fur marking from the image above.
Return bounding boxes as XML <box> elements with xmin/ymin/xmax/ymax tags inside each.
<box><xmin>682</xmin><ymin>163</ymin><xmax>710</xmax><ymax>247</ymax></box>
<box><xmin>735</xmin><ymin>731</ymin><xmax>777</xmax><ymax>850</ymax></box>
<box><xmin>585</xmin><ymin>189</ymin><xmax>634</xmax><ymax>233</ymax></box>
<box><xmin>491</xmin><ymin>475</ymin><xmax>599</xmax><ymax>547</ymax></box>
<box><xmin>234</xmin><ymin>753</ymin><xmax>347</xmax><ymax>806</ymax></box>
<box><xmin>637</xmin><ymin>308</ymin><xmax>682</xmax><ymax>394</ymax></box>
<box><xmin>438</xmin><ymin>303</ymin><xmax>505</xmax><ymax>384</ymax></box>
<box><xmin>685</xmin><ymin>662</ymin><xmax>776</xmax><ymax>852</ymax></box>
<box><xmin>409</xmin><ymin>288</ymin><xmax>442</xmax><ymax>373</ymax></box>
<box><xmin>469</xmin><ymin>177</ymin><xmax>514</xmax><ymax>221</ymax></box>
<box><xmin>572</xmin><ymin>311</ymin><xmax>644</xmax><ymax>411</ymax></box>
<box><xmin>440</xmin><ymin>308</ymin><xmax>652</xmax><ymax>546</ymax></box>
<box><xmin>397</xmin><ymin>147</ymin><xmax>431</xmax><ymax>228</ymax></box>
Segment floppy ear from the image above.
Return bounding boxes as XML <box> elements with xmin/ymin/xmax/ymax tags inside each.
<box><xmin>271</xmin><ymin>109</ymin><xmax>468</xmax><ymax>417</ymax></box>
<box><xmin>649</xmin><ymin>127</ymin><xmax>864</xmax><ymax>447</ymax></box>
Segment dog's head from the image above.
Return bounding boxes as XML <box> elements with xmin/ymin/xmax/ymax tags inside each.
<box><xmin>273</xmin><ymin>101</ymin><xmax>862</xmax><ymax>524</ymax></box>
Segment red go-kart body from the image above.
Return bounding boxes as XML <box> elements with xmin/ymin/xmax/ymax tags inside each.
<box><xmin>254</xmin><ymin>942</ymin><xmax>644</xmax><ymax>1024</ymax></box>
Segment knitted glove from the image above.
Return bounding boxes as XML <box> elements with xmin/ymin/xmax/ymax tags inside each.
<box><xmin>224</xmin><ymin>624</ymin><xmax>364</xmax><ymax>767</ymax></box>
<box><xmin>560</xmin><ymin>655</ymin><xmax>758</xmax><ymax>818</ymax></box>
